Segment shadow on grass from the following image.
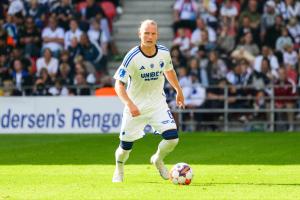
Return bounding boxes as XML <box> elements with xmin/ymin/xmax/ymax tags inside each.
<box><xmin>0</xmin><ymin>133</ymin><xmax>299</xmax><ymax>165</ymax></box>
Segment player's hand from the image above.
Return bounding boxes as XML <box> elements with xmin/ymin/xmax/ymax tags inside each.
<box><xmin>176</xmin><ymin>90</ymin><xmax>185</xmax><ymax>109</ymax></box>
<box><xmin>127</xmin><ymin>102</ymin><xmax>141</xmax><ymax>117</ymax></box>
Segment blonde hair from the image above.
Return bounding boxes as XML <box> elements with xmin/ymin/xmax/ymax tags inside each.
<box><xmin>139</xmin><ymin>19</ymin><xmax>158</xmax><ymax>32</ymax></box>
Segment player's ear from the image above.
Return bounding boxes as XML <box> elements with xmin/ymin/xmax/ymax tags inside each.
<box><xmin>138</xmin><ymin>28</ymin><xmax>141</xmax><ymax>39</ymax></box>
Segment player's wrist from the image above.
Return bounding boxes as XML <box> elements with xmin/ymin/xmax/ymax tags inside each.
<box><xmin>175</xmin><ymin>88</ymin><xmax>183</xmax><ymax>94</ymax></box>
<box><xmin>125</xmin><ymin>101</ymin><xmax>134</xmax><ymax>107</ymax></box>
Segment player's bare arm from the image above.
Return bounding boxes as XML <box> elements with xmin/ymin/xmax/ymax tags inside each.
<box><xmin>114</xmin><ymin>80</ymin><xmax>141</xmax><ymax>117</ymax></box>
<box><xmin>164</xmin><ymin>69</ymin><xmax>185</xmax><ymax>109</ymax></box>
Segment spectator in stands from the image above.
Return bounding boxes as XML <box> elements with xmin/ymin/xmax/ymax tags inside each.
<box><xmin>188</xmin><ymin>57</ymin><xmax>200</xmax><ymax>78</ymax></box>
<box><xmin>283</xmin><ymin>44</ymin><xmax>298</xmax><ymax>67</ymax></box>
<box><xmin>8</xmin><ymin>0</ymin><xmax>25</xmax><ymax>16</ymax></box>
<box><xmin>248</xmin><ymin>57</ymin><xmax>272</xmax><ymax>92</ymax></box>
<box><xmin>64</xmin><ymin>19</ymin><xmax>82</xmax><ymax>50</ymax></box>
<box><xmin>217</xmin><ymin>20</ymin><xmax>236</xmax><ymax>54</ymax></box>
<box><xmin>231</xmin><ymin>32</ymin><xmax>259</xmax><ymax>63</ymax></box>
<box><xmin>9</xmin><ymin>48</ymin><xmax>32</xmax><ymax>73</ymax></box>
<box><xmin>173</xmin><ymin>28</ymin><xmax>191</xmax><ymax>54</ymax></box>
<box><xmin>39</xmin><ymin>68</ymin><xmax>54</xmax><ymax>87</ymax></box>
<box><xmin>95</xmin><ymin>9</ymin><xmax>111</xmax><ymax>41</ymax></box>
<box><xmin>183</xmin><ymin>72</ymin><xmax>206</xmax><ymax>108</ymax></box>
<box><xmin>11</xmin><ymin>59</ymin><xmax>32</xmax><ymax>93</ymax></box>
<box><xmin>59</xmin><ymin>50</ymin><xmax>73</xmax><ymax>70</ymax></box>
<box><xmin>191</xmin><ymin>18</ymin><xmax>216</xmax><ymax>50</ymax></box>
<box><xmin>42</xmin><ymin>16</ymin><xmax>64</xmax><ymax>57</ymax></box>
<box><xmin>3</xmin><ymin>15</ymin><xmax>18</xmax><ymax>47</ymax></box>
<box><xmin>237</xmin><ymin>15</ymin><xmax>260</xmax><ymax>47</ymax></box>
<box><xmin>220</xmin><ymin>0</ymin><xmax>238</xmax><ymax>24</ymax></box>
<box><xmin>78</xmin><ymin>33</ymin><xmax>101</xmax><ymax>72</ymax></box>
<box><xmin>239</xmin><ymin>0</ymin><xmax>261</xmax><ymax>30</ymax></box>
<box><xmin>74</xmin><ymin>61</ymin><xmax>95</xmax><ymax>84</ymax></box>
<box><xmin>177</xmin><ymin>66</ymin><xmax>191</xmax><ymax>88</ymax></box>
<box><xmin>87</xmin><ymin>19</ymin><xmax>108</xmax><ymax>60</ymax></box>
<box><xmin>247</xmin><ymin>58</ymin><xmax>272</xmax><ymax>114</ymax></box>
<box><xmin>199</xmin><ymin>29</ymin><xmax>217</xmax><ymax>51</ymax></box>
<box><xmin>36</xmin><ymin>48</ymin><xmax>59</xmax><ymax>78</ymax></box>
<box><xmin>81</xmin><ymin>0</ymin><xmax>105</xmax><ymax>22</ymax></box>
<box><xmin>68</xmin><ymin>37</ymin><xmax>80</xmax><ymax>62</ymax></box>
<box><xmin>241</xmin><ymin>31</ymin><xmax>260</xmax><ymax>56</ymax></box>
<box><xmin>2</xmin><ymin>78</ymin><xmax>22</xmax><ymax>96</ymax></box>
<box><xmin>170</xmin><ymin>45</ymin><xmax>187</xmax><ymax>69</ymax></box>
<box><xmin>24</xmin><ymin>0</ymin><xmax>45</xmax><ymax>27</ymax></box>
<box><xmin>196</xmin><ymin>45</ymin><xmax>209</xmax><ymax>70</ymax></box>
<box><xmin>264</xmin><ymin>15</ymin><xmax>284</xmax><ymax>49</ymax></box>
<box><xmin>54</xmin><ymin>0</ymin><xmax>74</xmax><ymax>30</ymax></box>
<box><xmin>58</xmin><ymin>62</ymin><xmax>72</xmax><ymax>86</ymax></box>
<box><xmin>287</xmin><ymin>17</ymin><xmax>300</xmax><ymax>47</ymax></box>
<box><xmin>0</xmin><ymin>2</ymin><xmax>7</xmax><ymax>20</ymax></box>
<box><xmin>198</xmin><ymin>0</ymin><xmax>218</xmax><ymax>28</ymax></box>
<box><xmin>173</xmin><ymin>0</ymin><xmax>198</xmax><ymax>33</ymax></box>
<box><xmin>261</xmin><ymin>0</ymin><xmax>277</xmax><ymax>40</ymax></box>
<box><xmin>0</xmin><ymin>53</ymin><xmax>10</xmax><ymax>85</ymax></box>
<box><xmin>206</xmin><ymin>50</ymin><xmax>227</xmax><ymax>85</ymax></box>
<box><xmin>278</xmin><ymin>0</ymin><xmax>300</xmax><ymax>23</ymax></box>
<box><xmin>72</xmin><ymin>73</ymin><xmax>91</xmax><ymax>95</ymax></box>
<box><xmin>276</xmin><ymin>27</ymin><xmax>294</xmax><ymax>52</ymax></box>
<box><xmin>19</xmin><ymin>16</ymin><xmax>41</xmax><ymax>57</ymax></box>
<box><xmin>274</xmin><ymin>67</ymin><xmax>297</xmax><ymax>131</ymax></box>
<box><xmin>227</xmin><ymin>60</ymin><xmax>251</xmax><ymax>86</ymax></box>
<box><xmin>32</xmin><ymin>78</ymin><xmax>51</xmax><ymax>96</ymax></box>
<box><xmin>254</xmin><ymin>46</ymin><xmax>279</xmax><ymax>77</ymax></box>
<box><xmin>48</xmin><ymin>78</ymin><xmax>69</xmax><ymax>96</ymax></box>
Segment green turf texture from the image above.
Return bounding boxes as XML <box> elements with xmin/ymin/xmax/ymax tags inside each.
<box><xmin>0</xmin><ymin>133</ymin><xmax>300</xmax><ymax>200</ymax></box>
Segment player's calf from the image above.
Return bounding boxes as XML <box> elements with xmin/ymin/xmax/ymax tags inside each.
<box><xmin>151</xmin><ymin>129</ymin><xmax>179</xmax><ymax>180</ymax></box>
<box><xmin>112</xmin><ymin>141</ymin><xmax>133</xmax><ymax>183</ymax></box>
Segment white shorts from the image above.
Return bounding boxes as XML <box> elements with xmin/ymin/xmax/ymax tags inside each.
<box><xmin>119</xmin><ymin>105</ymin><xmax>177</xmax><ymax>142</ymax></box>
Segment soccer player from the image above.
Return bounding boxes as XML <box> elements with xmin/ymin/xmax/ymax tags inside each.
<box><xmin>112</xmin><ymin>19</ymin><xmax>185</xmax><ymax>182</ymax></box>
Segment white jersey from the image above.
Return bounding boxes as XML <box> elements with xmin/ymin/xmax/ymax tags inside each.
<box><xmin>114</xmin><ymin>44</ymin><xmax>173</xmax><ymax>113</ymax></box>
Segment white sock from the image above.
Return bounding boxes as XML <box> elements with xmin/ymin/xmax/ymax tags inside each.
<box><xmin>155</xmin><ymin>138</ymin><xmax>179</xmax><ymax>160</ymax></box>
<box><xmin>115</xmin><ymin>146</ymin><xmax>131</xmax><ymax>172</ymax></box>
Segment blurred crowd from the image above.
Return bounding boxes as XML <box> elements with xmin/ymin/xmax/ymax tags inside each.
<box><xmin>0</xmin><ymin>0</ymin><xmax>122</xmax><ymax>96</ymax></box>
<box><xmin>166</xmin><ymin>0</ymin><xmax>300</xmax><ymax>130</ymax></box>
<box><xmin>0</xmin><ymin>0</ymin><xmax>300</xmax><ymax>130</ymax></box>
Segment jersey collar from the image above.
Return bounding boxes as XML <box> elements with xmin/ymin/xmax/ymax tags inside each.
<box><xmin>139</xmin><ymin>45</ymin><xmax>158</xmax><ymax>58</ymax></box>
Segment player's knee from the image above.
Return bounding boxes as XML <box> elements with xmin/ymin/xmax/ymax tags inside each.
<box><xmin>120</xmin><ymin>140</ymin><xmax>134</xmax><ymax>150</ymax></box>
<box><xmin>162</xmin><ymin>129</ymin><xmax>179</xmax><ymax>140</ymax></box>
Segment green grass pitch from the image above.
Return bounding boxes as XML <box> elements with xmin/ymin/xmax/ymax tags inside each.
<box><xmin>0</xmin><ymin>133</ymin><xmax>300</xmax><ymax>200</ymax></box>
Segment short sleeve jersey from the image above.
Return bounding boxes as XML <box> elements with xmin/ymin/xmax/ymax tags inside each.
<box><xmin>114</xmin><ymin>44</ymin><xmax>173</xmax><ymax>112</ymax></box>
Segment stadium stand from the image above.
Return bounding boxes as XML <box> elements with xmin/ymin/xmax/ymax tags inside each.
<box><xmin>0</xmin><ymin>0</ymin><xmax>300</xmax><ymax>131</ymax></box>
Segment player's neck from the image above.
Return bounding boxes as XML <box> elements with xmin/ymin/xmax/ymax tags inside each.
<box><xmin>140</xmin><ymin>44</ymin><xmax>157</xmax><ymax>58</ymax></box>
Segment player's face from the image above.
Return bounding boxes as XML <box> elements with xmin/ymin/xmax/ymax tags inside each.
<box><xmin>139</xmin><ymin>24</ymin><xmax>158</xmax><ymax>48</ymax></box>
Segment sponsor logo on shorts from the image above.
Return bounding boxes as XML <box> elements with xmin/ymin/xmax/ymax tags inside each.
<box><xmin>161</xmin><ymin>120</ymin><xmax>170</xmax><ymax>124</ymax></box>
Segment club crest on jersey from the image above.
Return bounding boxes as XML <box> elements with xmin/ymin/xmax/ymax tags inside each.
<box><xmin>119</xmin><ymin>68</ymin><xmax>126</xmax><ymax>78</ymax></box>
<box><xmin>139</xmin><ymin>66</ymin><xmax>145</xmax><ymax>70</ymax></box>
<box><xmin>159</xmin><ymin>60</ymin><xmax>164</xmax><ymax>68</ymax></box>
<box><xmin>150</xmin><ymin>63</ymin><xmax>154</xmax><ymax>68</ymax></box>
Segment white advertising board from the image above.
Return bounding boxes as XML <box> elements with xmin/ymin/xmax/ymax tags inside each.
<box><xmin>0</xmin><ymin>97</ymin><xmax>124</xmax><ymax>133</ymax></box>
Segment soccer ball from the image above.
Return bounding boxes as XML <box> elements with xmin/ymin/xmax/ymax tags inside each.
<box><xmin>169</xmin><ymin>163</ymin><xmax>193</xmax><ymax>185</ymax></box>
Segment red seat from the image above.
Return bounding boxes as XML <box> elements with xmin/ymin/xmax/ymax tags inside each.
<box><xmin>99</xmin><ymin>1</ymin><xmax>116</xmax><ymax>32</ymax></box>
<box><xmin>76</xmin><ymin>1</ymin><xmax>87</xmax><ymax>13</ymax></box>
